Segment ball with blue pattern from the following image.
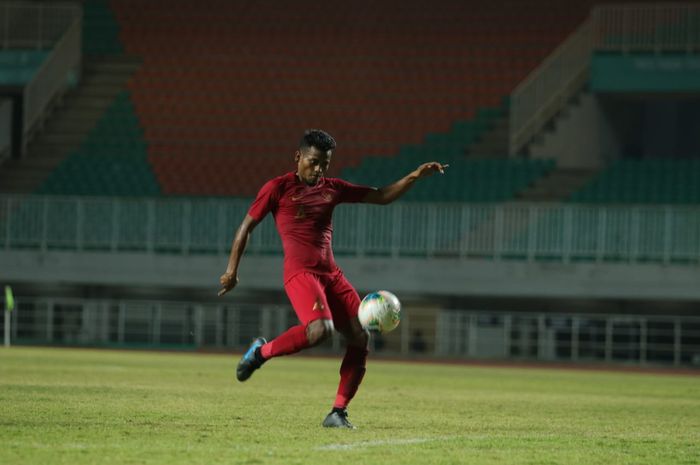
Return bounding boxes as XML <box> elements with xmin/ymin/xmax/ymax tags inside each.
<box><xmin>358</xmin><ymin>290</ymin><xmax>401</xmax><ymax>333</ymax></box>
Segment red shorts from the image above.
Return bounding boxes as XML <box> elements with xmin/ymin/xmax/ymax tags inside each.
<box><xmin>284</xmin><ymin>269</ymin><xmax>361</xmax><ymax>332</ymax></box>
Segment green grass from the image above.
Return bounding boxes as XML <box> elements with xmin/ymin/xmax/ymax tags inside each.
<box><xmin>1</xmin><ymin>347</ymin><xmax>699</xmax><ymax>465</ymax></box>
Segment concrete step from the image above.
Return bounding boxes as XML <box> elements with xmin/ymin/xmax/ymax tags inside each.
<box><xmin>43</xmin><ymin>122</ymin><xmax>96</xmax><ymax>135</ymax></box>
<box><xmin>58</xmin><ymin>108</ymin><xmax>108</xmax><ymax>121</ymax></box>
<box><xmin>84</xmin><ymin>60</ymin><xmax>141</xmax><ymax>75</ymax></box>
<box><xmin>81</xmin><ymin>74</ymin><xmax>133</xmax><ymax>86</ymax></box>
<box><xmin>0</xmin><ymin>184</ymin><xmax>42</xmax><ymax>194</ymax></box>
<box><xmin>0</xmin><ymin>171</ymin><xmax>50</xmax><ymax>188</ymax></box>
<box><xmin>40</xmin><ymin>133</ymin><xmax>87</xmax><ymax>145</ymax></box>
<box><xmin>78</xmin><ymin>85</ymin><xmax>129</xmax><ymax>98</ymax></box>
<box><xmin>83</xmin><ymin>62</ymin><xmax>141</xmax><ymax>76</ymax></box>
<box><xmin>62</xmin><ymin>97</ymin><xmax>116</xmax><ymax>111</ymax></box>
<box><xmin>27</xmin><ymin>143</ymin><xmax>77</xmax><ymax>156</ymax></box>
<box><xmin>1</xmin><ymin>55</ymin><xmax>139</xmax><ymax>194</ymax></box>
<box><xmin>12</xmin><ymin>155</ymin><xmax>68</xmax><ymax>169</ymax></box>
<box><xmin>516</xmin><ymin>168</ymin><xmax>599</xmax><ymax>202</ymax></box>
<box><xmin>1</xmin><ymin>168</ymin><xmax>52</xmax><ymax>180</ymax></box>
<box><xmin>466</xmin><ymin>116</ymin><xmax>509</xmax><ymax>157</ymax></box>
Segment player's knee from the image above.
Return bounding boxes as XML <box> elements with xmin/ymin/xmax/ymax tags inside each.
<box><xmin>353</xmin><ymin>327</ymin><xmax>370</xmax><ymax>347</ymax></box>
<box><xmin>343</xmin><ymin>318</ymin><xmax>369</xmax><ymax>348</ymax></box>
<box><xmin>306</xmin><ymin>319</ymin><xmax>334</xmax><ymax>346</ymax></box>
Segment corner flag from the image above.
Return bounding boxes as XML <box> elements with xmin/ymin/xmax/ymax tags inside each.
<box><xmin>4</xmin><ymin>286</ymin><xmax>13</xmax><ymax>347</ymax></box>
<box><xmin>5</xmin><ymin>286</ymin><xmax>14</xmax><ymax>312</ymax></box>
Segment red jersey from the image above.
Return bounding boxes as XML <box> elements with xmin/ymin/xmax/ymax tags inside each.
<box><xmin>248</xmin><ymin>172</ymin><xmax>373</xmax><ymax>282</ymax></box>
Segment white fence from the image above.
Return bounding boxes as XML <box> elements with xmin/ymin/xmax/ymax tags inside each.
<box><xmin>2</xmin><ymin>295</ymin><xmax>699</xmax><ymax>366</ymax></box>
<box><xmin>510</xmin><ymin>3</ymin><xmax>700</xmax><ymax>155</ymax></box>
<box><xmin>3</xmin><ymin>195</ymin><xmax>700</xmax><ymax>265</ymax></box>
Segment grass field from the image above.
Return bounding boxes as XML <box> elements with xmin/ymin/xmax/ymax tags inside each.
<box><xmin>1</xmin><ymin>347</ymin><xmax>699</xmax><ymax>465</ymax></box>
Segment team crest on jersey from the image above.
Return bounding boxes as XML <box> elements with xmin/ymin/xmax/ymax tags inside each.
<box><xmin>321</xmin><ymin>191</ymin><xmax>333</xmax><ymax>202</ymax></box>
<box><xmin>294</xmin><ymin>205</ymin><xmax>306</xmax><ymax>219</ymax></box>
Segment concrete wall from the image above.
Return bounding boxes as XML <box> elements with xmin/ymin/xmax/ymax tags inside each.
<box><xmin>0</xmin><ymin>99</ymin><xmax>12</xmax><ymax>163</ymax></box>
<box><xmin>4</xmin><ymin>249</ymin><xmax>700</xmax><ymax>301</ymax></box>
<box><xmin>529</xmin><ymin>91</ymin><xmax>700</xmax><ymax>168</ymax></box>
<box><xmin>529</xmin><ymin>93</ymin><xmax>619</xmax><ymax>169</ymax></box>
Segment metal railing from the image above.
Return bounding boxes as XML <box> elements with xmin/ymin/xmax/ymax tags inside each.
<box><xmin>2</xmin><ymin>295</ymin><xmax>699</xmax><ymax>366</ymax></box>
<box><xmin>509</xmin><ymin>3</ymin><xmax>700</xmax><ymax>156</ymax></box>
<box><xmin>509</xmin><ymin>18</ymin><xmax>594</xmax><ymax>156</ymax></box>
<box><xmin>595</xmin><ymin>3</ymin><xmax>700</xmax><ymax>53</ymax></box>
<box><xmin>3</xmin><ymin>195</ymin><xmax>700</xmax><ymax>265</ymax></box>
<box><xmin>0</xmin><ymin>2</ymin><xmax>79</xmax><ymax>49</ymax></box>
<box><xmin>437</xmin><ymin>310</ymin><xmax>700</xmax><ymax>366</ymax></box>
<box><xmin>2</xmin><ymin>296</ymin><xmax>298</xmax><ymax>350</ymax></box>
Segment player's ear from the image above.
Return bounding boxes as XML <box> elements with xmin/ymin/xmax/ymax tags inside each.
<box><xmin>294</xmin><ymin>150</ymin><xmax>301</xmax><ymax>163</ymax></box>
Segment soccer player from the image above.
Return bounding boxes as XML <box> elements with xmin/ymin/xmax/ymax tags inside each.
<box><xmin>218</xmin><ymin>129</ymin><xmax>446</xmax><ymax>429</ymax></box>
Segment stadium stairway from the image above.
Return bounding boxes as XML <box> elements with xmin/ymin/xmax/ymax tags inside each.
<box><xmin>465</xmin><ymin>112</ymin><xmax>510</xmax><ymax>158</ymax></box>
<box><xmin>516</xmin><ymin>167</ymin><xmax>600</xmax><ymax>202</ymax></box>
<box><xmin>0</xmin><ymin>56</ymin><xmax>141</xmax><ymax>194</ymax></box>
<box><xmin>0</xmin><ymin>0</ymin><xmax>143</xmax><ymax>194</ymax></box>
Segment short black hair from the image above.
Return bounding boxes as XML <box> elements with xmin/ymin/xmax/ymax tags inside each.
<box><xmin>299</xmin><ymin>129</ymin><xmax>336</xmax><ymax>153</ymax></box>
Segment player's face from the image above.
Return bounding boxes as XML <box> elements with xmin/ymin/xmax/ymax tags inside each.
<box><xmin>295</xmin><ymin>147</ymin><xmax>331</xmax><ymax>186</ymax></box>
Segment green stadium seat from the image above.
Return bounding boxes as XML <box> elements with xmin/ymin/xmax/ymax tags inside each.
<box><xmin>572</xmin><ymin>158</ymin><xmax>700</xmax><ymax>205</ymax></box>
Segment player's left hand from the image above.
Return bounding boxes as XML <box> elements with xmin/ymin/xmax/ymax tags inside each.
<box><xmin>218</xmin><ymin>272</ymin><xmax>239</xmax><ymax>296</ymax></box>
<box><xmin>415</xmin><ymin>162</ymin><xmax>448</xmax><ymax>178</ymax></box>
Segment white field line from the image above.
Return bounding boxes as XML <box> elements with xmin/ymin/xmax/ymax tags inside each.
<box><xmin>316</xmin><ymin>436</ymin><xmax>458</xmax><ymax>451</ymax></box>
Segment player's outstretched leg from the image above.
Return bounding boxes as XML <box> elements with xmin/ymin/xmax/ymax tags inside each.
<box><xmin>236</xmin><ymin>337</ymin><xmax>267</xmax><ymax>382</ymax></box>
<box><xmin>238</xmin><ymin>321</ymin><xmax>331</xmax><ymax>382</ymax></box>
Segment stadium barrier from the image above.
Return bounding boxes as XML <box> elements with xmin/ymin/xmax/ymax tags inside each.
<box><xmin>437</xmin><ymin>310</ymin><xmax>700</xmax><ymax>366</ymax></box>
<box><xmin>2</xmin><ymin>195</ymin><xmax>700</xmax><ymax>265</ymax></box>
<box><xmin>2</xmin><ymin>295</ymin><xmax>698</xmax><ymax>367</ymax></box>
<box><xmin>510</xmin><ymin>3</ymin><xmax>700</xmax><ymax>155</ymax></box>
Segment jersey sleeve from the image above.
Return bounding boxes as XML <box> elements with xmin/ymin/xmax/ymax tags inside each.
<box><xmin>248</xmin><ymin>178</ymin><xmax>281</xmax><ymax>221</ymax></box>
<box><xmin>335</xmin><ymin>178</ymin><xmax>375</xmax><ymax>203</ymax></box>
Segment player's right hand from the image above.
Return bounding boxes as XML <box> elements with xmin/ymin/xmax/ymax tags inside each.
<box><xmin>218</xmin><ymin>272</ymin><xmax>239</xmax><ymax>296</ymax></box>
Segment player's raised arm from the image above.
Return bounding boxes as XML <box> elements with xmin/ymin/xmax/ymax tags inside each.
<box><xmin>218</xmin><ymin>214</ymin><xmax>260</xmax><ymax>296</ymax></box>
<box><xmin>362</xmin><ymin>161</ymin><xmax>448</xmax><ymax>205</ymax></box>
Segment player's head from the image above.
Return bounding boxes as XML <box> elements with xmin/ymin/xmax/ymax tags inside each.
<box><xmin>295</xmin><ymin>129</ymin><xmax>336</xmax><ymax>186</ymax></box>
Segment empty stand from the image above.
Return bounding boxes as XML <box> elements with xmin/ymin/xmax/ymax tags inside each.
<box><xmin>108</xmin><ymin>0</ymin><xmax>589</xmax><ymax>197</ymax></box>
<box><xmin>572</xmin><ymin>158</ymin><xmax>700</xmax><ymax>204</ymax></box>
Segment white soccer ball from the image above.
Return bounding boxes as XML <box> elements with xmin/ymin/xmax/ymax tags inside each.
<box><xmin>358</xmin><ymin>290</ymin><xmax>401</xmax><ymax>334</ymax></box>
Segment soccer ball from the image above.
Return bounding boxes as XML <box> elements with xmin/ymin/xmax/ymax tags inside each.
<box><xmin>358</xmin><ymin>290</ymin><xmax>401</xmax><ymax>333</ymax></box>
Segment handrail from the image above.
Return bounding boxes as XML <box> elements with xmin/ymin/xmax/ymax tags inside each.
<box><xmin>509</xmin><ymin>17</ymin><xmax>594</xmax><ymax>156</ymax></box>
<box><xmin>23</xmin><ymin>11</ymin><xmax>81</xmax><ymax>141</ymax></box>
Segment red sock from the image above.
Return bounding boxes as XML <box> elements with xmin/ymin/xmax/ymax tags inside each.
<box><xmin>333</xmin><ymin>345</ymin><xmax>368</xmax><ymax>409</ymax></box>
<box><xmin>260</xmin><ymin>325</ymin><xmax>309</xmax><ymax>359</ymax></box>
